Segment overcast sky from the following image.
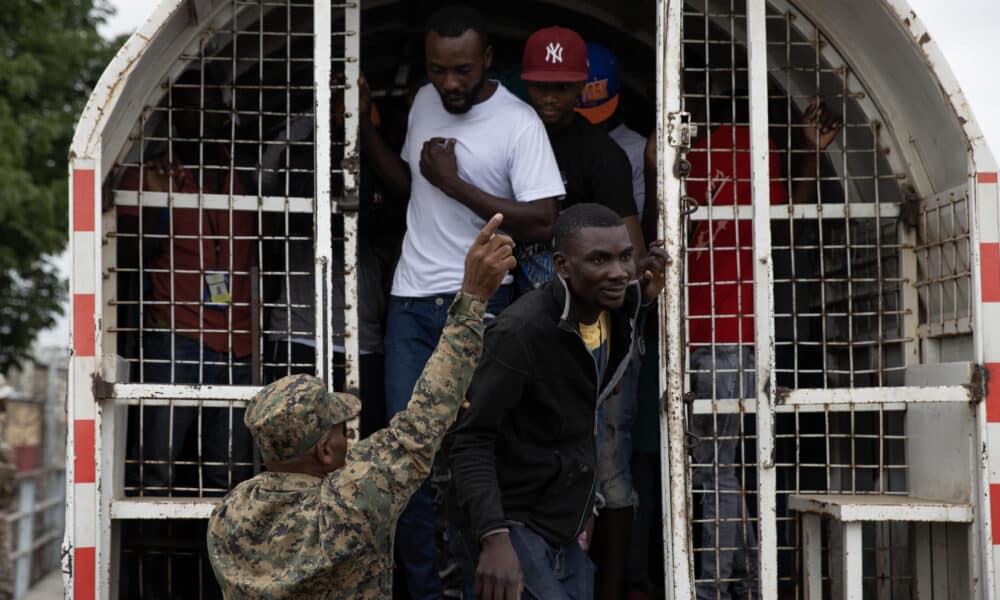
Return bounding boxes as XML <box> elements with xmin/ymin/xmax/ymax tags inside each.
<box><xmin>33</xmin><ymin>0</ymin><xmax>1000</xmax><ymax>348</ymax></box>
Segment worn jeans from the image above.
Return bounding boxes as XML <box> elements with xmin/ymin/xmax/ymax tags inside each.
<box><xmin>511</xmin><ymin>524</ymin><xmax>594</xmax><ymax>600</ymax></box>
<box><xmin>384</xmin><ymin>286</ymin><xmax>512</xmax><ymax>600</ymax></box>
<box><xmin>597</xmin><ymin>350</ymin><xmax>641</xmax><ymax>509</ymax></box>
<box><xmin>135</xmin><ymin>332</ymin><xmax>253</xmax><ymax>496</ymax></box>
<box><xmin>690</xmin><ymin>345</ymin><xmax>758</xmax><ymax>600</ymax></box>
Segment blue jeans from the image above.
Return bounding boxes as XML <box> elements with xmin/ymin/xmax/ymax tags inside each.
<box><xmin>384</xmin><ymin>286</ymin><xmax>512</xmax><ymax>599</ymax></box>
<box><xmin>137</xmin><ymin>332</ymin><xmax>253</xmax><ymax>496</ymax></box>
<box><xmin>449</xmin><ymin>523</ymin><xmax>594</xmax><ymax>600</ymax></box>
<box><xmin>690</xmin><ymin>345</ymin><xmax>758</xmax><ymax>600</ymax></box>
<box><xmin>596</xmin><ymin>351</ymin><xmax>641</xmax><ymax>509</ymax></box>
<box><xmin>511</xmin><ymin>524</ymin><xmax>594</xmax><ymax>600</ymax></box>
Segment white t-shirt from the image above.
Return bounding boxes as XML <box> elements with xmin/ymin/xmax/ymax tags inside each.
<box><xmin>391</xmin><ymin>82</ymin><xmax>565</xmax><ymax>297</ymax></box>
<box><xmin>609</xmin><ymin>123</ymin><xmax>647</xmax><ymax>216</ymax></box>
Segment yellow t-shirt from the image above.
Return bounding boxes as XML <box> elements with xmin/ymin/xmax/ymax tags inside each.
<box><xmin>579</xmin><ymin>311</ymin><xmax>611</xmax><ymax>382</ymax></box>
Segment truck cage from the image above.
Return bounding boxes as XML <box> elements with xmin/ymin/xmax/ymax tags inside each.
<box><xmin>66</xmin><ymin>0</ymin><xmax>1000</xmax><ymax>598</ymax></box>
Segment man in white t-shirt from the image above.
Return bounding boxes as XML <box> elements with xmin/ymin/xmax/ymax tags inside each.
<box><xmin>358</xmin><ymin>6</ymin><xmax>564</xmax><ymax>598</ymax></box>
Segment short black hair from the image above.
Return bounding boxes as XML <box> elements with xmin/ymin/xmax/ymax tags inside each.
<box><xmin>554</xmin><ymin>203</ymin><xmax>625</xmax><ymax>253</ymax></box>
<box><xmin>425</xmin><ymin>5</ymin><xmax>489</xmax><ymax>49</ymax></box>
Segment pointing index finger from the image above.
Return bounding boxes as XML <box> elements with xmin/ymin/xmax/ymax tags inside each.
<box><xmin>475</xmin><ymin>213</ymin><xmax>504</xmax><ymax>245</ymax></box>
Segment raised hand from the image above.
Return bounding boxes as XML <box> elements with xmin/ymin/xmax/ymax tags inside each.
<box><xmin>462</xmin><ymin>214</ymin><xmax>517</xmax><ymax>300</ymax></box>
<box><xmin>638</xmin><ymin>240</ymin><xmax>668</xmax><ymax>303</ymax></box>
<box><xmin>801</xmin><ymin>97</ymin><xmax>843</xmax><ymax>151</ymax></box>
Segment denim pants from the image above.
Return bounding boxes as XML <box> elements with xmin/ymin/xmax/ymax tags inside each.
<box><xmin>384</xmin><ymin>286</ymin><xmax>512</xmax><ymax>599</ymax></box>
<box><xmin>596</xmin><ymin>351</ymin><xmax>641</xmax><ymax>509</ymax></box>
<box><xmin>690</xmin><ymin>345</ymin><xmax>758</xmax><ymax>600</ymax></box>
<box><xmin>449</xmin><ymin>523</ymin><xmax>594</xmax><ymax>600</ymax></box>
<box><xmin>511</xmin><ymin>524</ymin><xmax>594</xmax><ymax>600</ymax></box>
<box><xmin>136</xmin><ymin>332</ymin><xmax>253</xmax><ymax>496</ymax></box>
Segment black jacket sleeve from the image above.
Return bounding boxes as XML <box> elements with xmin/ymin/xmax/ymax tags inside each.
<box><xmin>449</xmin><ymin>318</ymin><xmax>532</xmax><ymax>540</ymax></box>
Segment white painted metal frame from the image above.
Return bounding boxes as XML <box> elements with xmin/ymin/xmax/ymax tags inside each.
<box><xmin>65</xmin><ymin>1</ymin><xmax>363</xmax><ymax>596</ymax></box>
<box><xmin>746</xmin><ymin>0</ymin><xmax>779</xmax><ymax>595</ymax></box>
<box><xmin>341</xmin><ymin>2</ymin><xmax>362</xmax><ymax>410</ymax></box>
<box><xmin>658</xmin><ymin>0</ymin><xmax>691</xmax><ymax>597</ymax></box>
<box><xmin>314</xmin><ymin>0</ymin><xmax>334</xmax><ymax>388</ymax></box>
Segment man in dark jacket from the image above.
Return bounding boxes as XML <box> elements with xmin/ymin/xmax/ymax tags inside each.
<box><xmin>449</xmin><ymin>203</ymin><xmax>666</xmax><ymax>599</ymax></box>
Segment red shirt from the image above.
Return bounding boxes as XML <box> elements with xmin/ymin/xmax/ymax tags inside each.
<box><xmin>117</xmin><ymin>163</ymin><xmax>256</xmax><ymax>357</ymax></box>
<box><xmin>685</xmin><ymin>126</ymin><xmax>786</xmax><ymax>345</ymax></box>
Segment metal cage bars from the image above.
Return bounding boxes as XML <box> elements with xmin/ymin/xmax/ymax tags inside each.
<box><xmin>665</xmin><ymin>0</ymin><xmax>977</xmax><ymax>597</ymax></box>
<box><xmin>67</xmin><ymin>1</ymin><xmax>362</xmax><ymax>597</ymax></box>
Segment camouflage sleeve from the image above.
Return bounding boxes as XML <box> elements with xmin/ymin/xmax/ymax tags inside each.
<box><xmin>332</xmin><ymin>292</ymin><xmax>485</xmax><ymax>520</ymax></box>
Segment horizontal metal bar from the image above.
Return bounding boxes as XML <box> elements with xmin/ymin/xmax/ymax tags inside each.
<box><xmin>904</xmin><ymin>361</ymin><xmax>976</xmax><ymax>387</ymax></box>
<box><xmin>110</xmin><ymin>499</ymin><xmax>218</xmax><ymax>520</ymax></box>
<box><xmin>779</xmin><ymin>385</ymin><xmax>972</xmax><ymax>406</ymax></box>
<box><xmin>5</xmin><ymin>496</ymin><xmax>64</xmax><ymax>524</ymax></box>
<box><xmin>789</xmin><ymin>494</ymin><xmax>974</xmax><ymax>523</ymax></box>
<box><xmin>102</xmin><ymin>383</ymin><xmax>261</xmax><ymax>401</ymax></box>
<box><xmin>10</xmin><ymin>530</ymin><xmax>61</xmax><ymax>561</ymax></box>
<box><xmin>14</xmin><ymin>465</ymin><xmax>65</xmax><ymax>482</ymax></box>
<box><xmin>917</xmin><ymin>319</ymin><xmax>973</xmax><ymax>338</ymax></box>
<box><xmin>113</xmin><ymin>191</ymin><xmax>314</xmax><ymax>213</ymax></box>
<box><xmin>690</xmin><ymin>399</ymin><xmax>909</xmax><ymax>414</ymax></box>
<box><xmin>687</xmin><ymin>202</ymin><xmax>900</xmax><ymax>221</ymax></box>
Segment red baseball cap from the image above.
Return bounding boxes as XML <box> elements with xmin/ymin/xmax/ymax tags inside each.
<box><xmin>521</xmin><ymin>27</ymin><xmax>588</xmax><ymax>82</ymax></box>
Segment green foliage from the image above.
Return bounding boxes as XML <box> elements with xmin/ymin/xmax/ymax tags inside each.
<box><xmin>0</xmin><ymin>0</ymin><xmax>120</xmax><ymax>368</ymax></box>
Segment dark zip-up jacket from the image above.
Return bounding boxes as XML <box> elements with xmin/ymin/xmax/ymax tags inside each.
<box><xmin>449</xmin><ymin>277</ymin><xmax>642</xmax><ymax>547</ymax></box>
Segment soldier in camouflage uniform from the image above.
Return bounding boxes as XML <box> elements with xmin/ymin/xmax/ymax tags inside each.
<box><xmin>206</xmin><ymin>214</ymin><xmax>516</xmax><ymax>599</ymax></box>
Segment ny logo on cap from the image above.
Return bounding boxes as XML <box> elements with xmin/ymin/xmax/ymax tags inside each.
<box><xmin>545</xmin><ymin>42</ymin><xmax>564</xmax><ymax>64</ymax></box>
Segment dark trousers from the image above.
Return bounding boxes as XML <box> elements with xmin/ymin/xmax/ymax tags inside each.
<box><xmin>128</xmin><ymin>332</ymin><xmax>253</xmax><ymax>496</ymax></box>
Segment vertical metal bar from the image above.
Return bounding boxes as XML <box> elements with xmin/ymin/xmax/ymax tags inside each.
<box><xmin>843</xmin><ymin>521</ymin><xmax>864</xmax><ymax>600</ymax></box>
<box><xmin>746</xmin><ymin>0</ymin><xmax>778</xmax><ymax>597</ymax></box>
<box><xmin>968</xmin><ymin>160</ymin><xmax>998</xmax><ymax>599</ymax></box>
<box><xmin>313</xmin><ymin>0</ymin><xmax>333</xmax><ymax>384</ymax></box>
<box><xmin>342</xmin><ymin>3</ymin><xmax>362</xmax><ymax>411</ymax></box>
<box><xmin>658</xmin><ymin>0</ymin><xmax>687</xmax><ymax>598</ymax></box>
<box><xmin>282</xmin><ymin>0</ymin><xmax>294</xmax><ymax>378</ymax></box>
<box><xmin>801</xmin><ymin>513</ymin><xmax>822</xmax><ymax>599</ymax></box>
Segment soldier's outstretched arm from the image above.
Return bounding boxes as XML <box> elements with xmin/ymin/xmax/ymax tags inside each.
<box><xmin>333</xmin><ymin>214</ymin><xmax>516</xmax><ymax>519</ymax></box>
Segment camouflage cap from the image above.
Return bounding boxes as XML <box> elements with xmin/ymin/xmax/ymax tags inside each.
<box><xmin>244</xmin><ymin>374</ymin><xmax>361</xmax><ymax>463</ymax></box>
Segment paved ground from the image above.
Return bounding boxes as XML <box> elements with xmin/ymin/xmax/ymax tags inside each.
<box><xmin>22</xmin><ymin>570</ymin><xmax>62</xmax><ymax>600</ymax></box>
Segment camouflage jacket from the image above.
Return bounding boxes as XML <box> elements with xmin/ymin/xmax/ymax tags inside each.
<box><xmin>207</xmin><ymin>294</ymin><xmax>485</xmax><ymax>599</ymax></box>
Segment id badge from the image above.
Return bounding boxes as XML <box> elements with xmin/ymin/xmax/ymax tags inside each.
<box><xmin>204</xmin><ymin>272</ymin><xmax>231</xmax><ymax>309</ymax></box>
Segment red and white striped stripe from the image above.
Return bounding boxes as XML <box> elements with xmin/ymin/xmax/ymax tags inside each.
<box><xmin>68</xmin><ymin>160</ymin><xmax>98</xmax><ymax>600</ymax></box>
<box><xmin>973</xmin><ymin>170</ymin><xmax>1000</xmax><ymax>598</ymax></box>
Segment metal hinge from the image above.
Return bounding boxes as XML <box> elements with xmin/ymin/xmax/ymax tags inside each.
<box><xmin>971</xmin><ymin>363</ymin><xmax>988</xmax><ymax>405</ymax></box>
<box><xmin>667</xmin><ymin>112</ymin><xmax>698</xmax><ymax>150</ymax></box>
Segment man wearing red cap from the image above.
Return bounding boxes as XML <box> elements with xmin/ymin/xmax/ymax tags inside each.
<box><xmin>514</xmin><ymin>26</ymin><xmax>645</xmax><ymax>290</ymax></box>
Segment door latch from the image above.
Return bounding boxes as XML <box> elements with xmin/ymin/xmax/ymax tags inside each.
<box><xmin>667</xmin><ymin>111</ymin><xmax>698</xmax><ymax>150</ymax></box>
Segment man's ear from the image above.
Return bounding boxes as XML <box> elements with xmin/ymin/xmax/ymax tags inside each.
<box><xmin>483</xmin><ymin>45</ymin><xmax>494</xmax><ymax>70</ymax></box>
<box><xmin>313</xmin><ymin>430</ymin><xmax>336</xmax><ymax>466</ymax></box>
<box><xmin>554</xmin><ymin>251</ymin><xmax>570</xmax><ymax>279</ymax></box>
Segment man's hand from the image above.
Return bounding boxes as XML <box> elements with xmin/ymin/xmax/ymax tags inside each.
<box><xmin>475</xmin><ymin>532</ymin><xmax>523</xmax><ymax>600</ymax></box>
<box><xmin>420</xmin><ymin>137</ymin><xmax>460</xmax><ymax>194</ymax></box>
<box><xmin>801</xmin><ymin>97</ymin><xmax>843</xmax><ymax>151</ymax></box>
<box><xmin>143</xmin><ymin>157</ymin><xmax>184</xmax><ymax>192</ymax></box>
<box><xmin>638</xmin><ymin>240</ymin><xmax>668</xmax><ymax>303</ymax></box>
<box><xmin>462</xmin><ymin>214</ymin><xmax>516</xmax><ymax>300</ymax></box>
